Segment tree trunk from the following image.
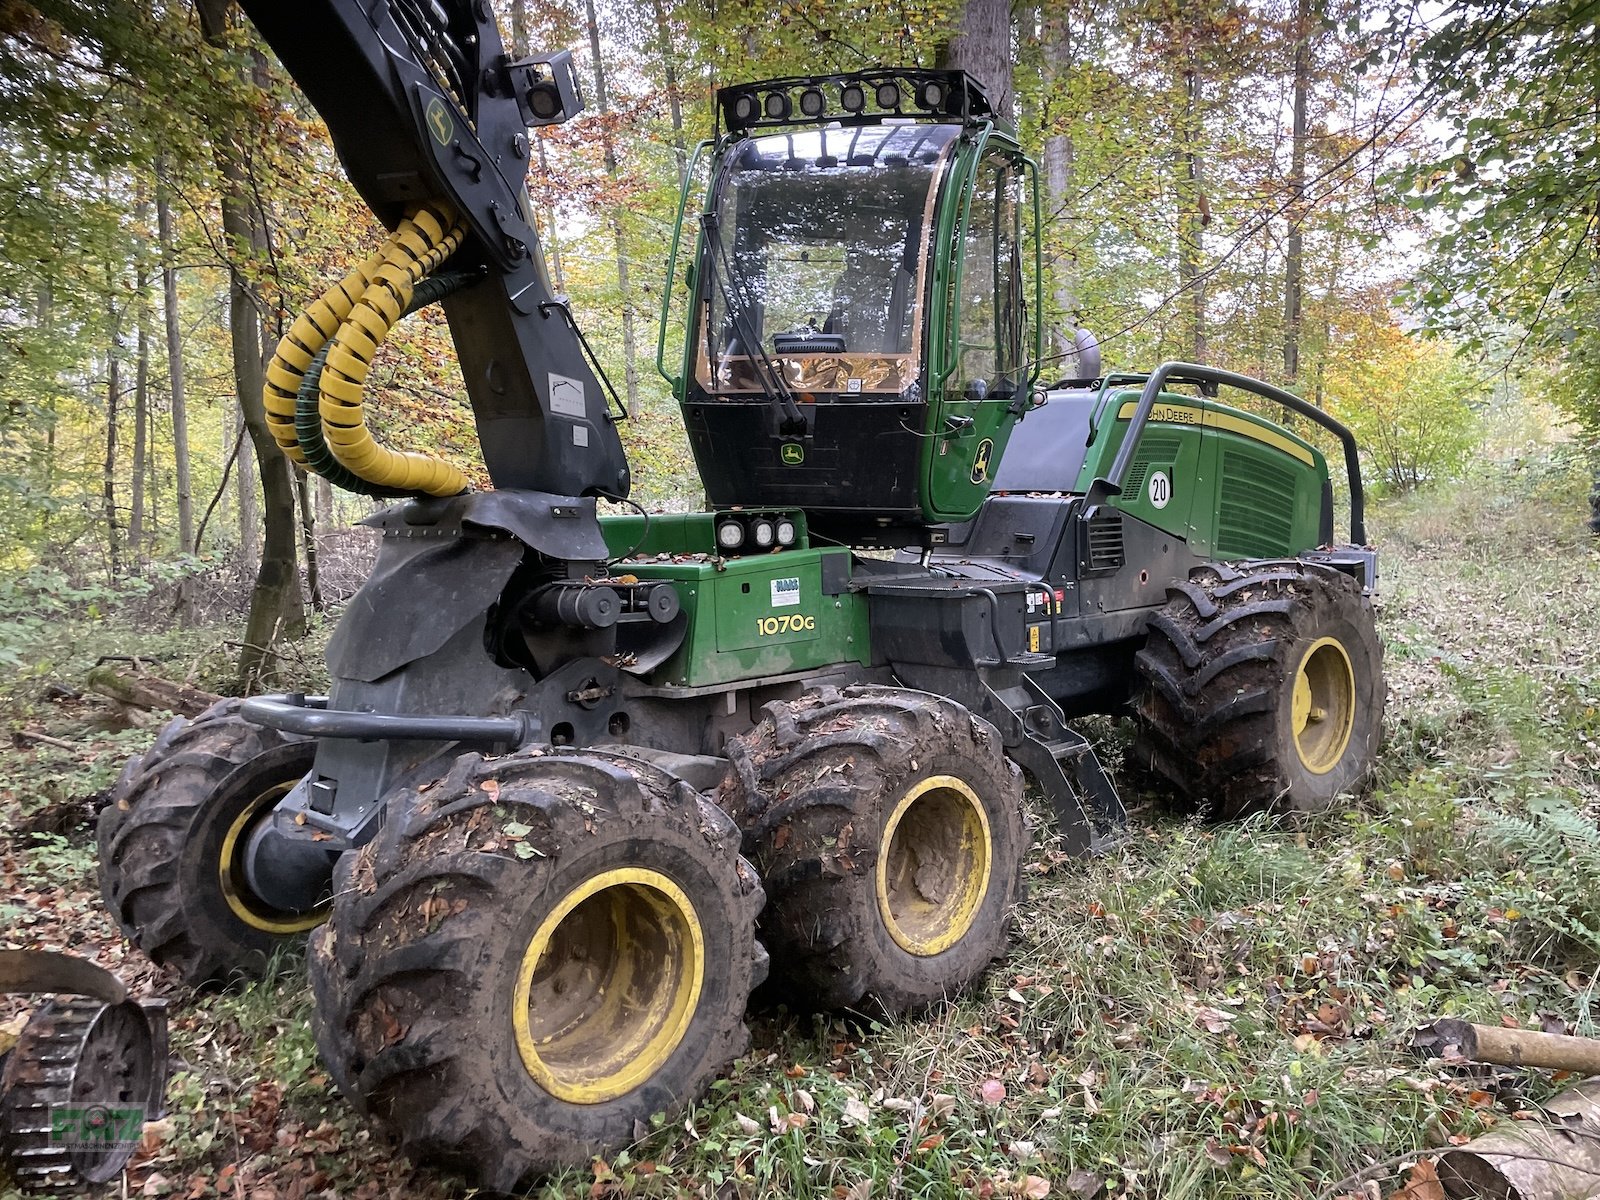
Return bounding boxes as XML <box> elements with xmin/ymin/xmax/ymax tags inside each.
<box><xmin>315</xmin><ymin>475</ymin><xmax>333</xmax><ymax>531</ymax></box>
<box><xmin>651</xmin><ymin>0</ymin><xmax>688</xmax><ymax>188</ymax></box>
<box><xmin>155</xmin><ymin>168</ymin><xmax>194</xmax><ymax>558</ymax></box>
<box><xmin>130</xmin><ymin>270</ymin><xmax>150</xmax><ymax>565</ymax></box>
<box><xmin>938</xmin><ymin>0</ymin><xmax>1014</xmax><ymax>122</ymax></box>
<box><xmin>101</xmin><ymin>315</ymin><xmax>121</xmax><ymax>579</ymax></box>
<box><xmin>1283</xmin><ymin>0</ymin><xmax>1312</xmax><ymax>382</ymax></box>
<box><xmin>197</xmin><ymin>0</ymin><xmax>304</xmax><ymax>688</ymax></box>
<box><xmin>38</xmin><ymin>280</ymin><xmax>56</xmax><ymax>490</ymax></box>
<box><xmin>129</xmin><ymin>191</ymin><xmax>151</xmax><ymax>565</ymax></box>
<box><xmin>296</xmin><ymin>470</ymin><xmax>323</xmax><ymax>611</ymax></box>
<box><xmin>1041</xmin><ymin>6</ymin><xmax>1078</xmax><ymax>361</ymax></box>
<box><xmin>584</xmin><ymin>0</ymin><xmax>640</xmax><ymax>417</ymax></box>
<box><xmin>1176</xmin><ymin>62</ymin><xmax>1209</xmax><ymax>364</ymax></box>
<box><xmin>234</xmin><ymin>400</ymin><xmax>259</xmax><ymax>563</ymax></box>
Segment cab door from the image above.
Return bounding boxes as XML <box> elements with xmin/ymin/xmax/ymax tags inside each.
<box><xmin>923</xmin><ymin>143</ymin><xmax>1035</xmax><ymax>521</ymax></box>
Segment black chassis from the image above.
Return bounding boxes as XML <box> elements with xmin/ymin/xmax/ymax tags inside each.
<box><xmin>238</xmin><ymin>493</ymin><xmax>1134</xmax><ymax>916</ymax></box>
<box><xmin>238</xmin><ymin>363</ymin><xmax>1376</xmax><ymax>918</ymax></box>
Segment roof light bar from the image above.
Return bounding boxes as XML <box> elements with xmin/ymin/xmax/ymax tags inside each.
<box><xmin>717</xmin><ymin>69</ymin><xmax>991</xmax><ymax>135</ymax></box>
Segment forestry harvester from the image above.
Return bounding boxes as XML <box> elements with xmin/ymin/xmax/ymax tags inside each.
<box><xmin>97</xmin><ymin>1</ymin><xmax>1383</xmax><ymax>1187</ymax></box>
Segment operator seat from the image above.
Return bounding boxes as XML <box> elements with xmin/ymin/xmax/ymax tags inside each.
<box><xmin>991</xmin><ymin>387</ymin><xmax>1098</xmax><ymax>493</ymax></box>
<box><xmin>824</xmin><ymin>246</ymin><xmax>913</xmax><ymax>354</ymax></box>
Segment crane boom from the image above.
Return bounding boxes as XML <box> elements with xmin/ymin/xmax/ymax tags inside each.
<box><xmin>238</xmin><ymin>0</ymin><xmax>631</xmax><ymax>499</ymax></box>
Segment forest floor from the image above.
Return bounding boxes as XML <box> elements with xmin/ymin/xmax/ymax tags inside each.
<box><xmin>3</xmin><ymin>450</ymin><xmax>1599</xmax><ymax>1200</ymax></box>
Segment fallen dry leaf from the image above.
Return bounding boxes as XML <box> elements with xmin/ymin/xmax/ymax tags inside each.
<box><xmin>1388</xmin><ymin>1158</ymin><xmax>1445</xmax><ymax>1200</ymax></box>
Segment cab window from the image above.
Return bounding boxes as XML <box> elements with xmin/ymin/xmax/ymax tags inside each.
<box><xmin>951</xmin><ymin>152</ymin><xmax>1025</xmax><ymax>400</ymax></box>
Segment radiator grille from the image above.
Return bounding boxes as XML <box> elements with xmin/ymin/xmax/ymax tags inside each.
<box><xmin>1086</xmin><ymin>514</ymin><xmax>1125</xmax><ymax>571</ymax></box>
<box><xmin>1123</xmin><ymin>430</ymin><xmax>1184</xmax><ymax>497</ymax></box>
<box><xmin>1217</xmin><ymin>449</ymin><xmax>1298</xmax><ymax>557</ymax></box>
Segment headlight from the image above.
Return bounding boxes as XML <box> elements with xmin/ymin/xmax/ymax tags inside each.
<box><xmin>716</xmin><ymin>519</ymin><xmax>746</xmax><ymax>550</ymax></box>
<box><xmin>775</xmin><ymin>519</ymin><xmax>797</xmax><ymax>546</ymax></box>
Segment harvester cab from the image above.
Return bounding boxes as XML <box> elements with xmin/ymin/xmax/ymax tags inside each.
<box><xmin>96</xmin><ymin>2</ymin><xmax>1385</xmax><ymax>1190</ymax></box>
<box><xmin>664</xmin><ymin>71</ymin><xmax>1038</xmax><ymax>546</ymax></box>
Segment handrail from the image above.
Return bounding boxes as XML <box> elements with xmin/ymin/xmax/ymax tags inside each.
<box><xmin>1081</xmin><ymin>361</ymin><xmax>1366</xmax><ymax>546</ymax></box>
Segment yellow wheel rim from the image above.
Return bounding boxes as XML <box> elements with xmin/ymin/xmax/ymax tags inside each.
<box><xmin>1292</xmin><ymin>636</ymin><xmax>1357</xmax><ymax>775</ymax></box>
<box><xmin>513</xmin><ymin>867</ymin><xmax>704</xmax><ymax>1105</ymax></box>
<box><xmin>875</xmin><ymin>775</ymin><xmax>993</xmax><ymax>957</ymax></box>
<box><xmin>218</xmin><ymin>782</ymin><xmax>330</xmax><ymax>934</ymax></box>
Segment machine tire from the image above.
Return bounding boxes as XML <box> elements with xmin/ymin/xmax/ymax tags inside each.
<box><xmin>308</xmin><ymin>748</ymin><xmax>766</xmax><ymax>1192</ymax></box>
<box><xmin>97</xmin><ymin>699</ymin><xmax>323</xmax><ymax>986</ymax></box>
<box><xmin>1133</xmin><ymin>560</ymin><xmax>1384</xmax><ymax>819</ymax></box>
<box><xmin>719</xmin><ymin>685</ymin><xmax>1027</xmax><ymax>1015</ymax></box>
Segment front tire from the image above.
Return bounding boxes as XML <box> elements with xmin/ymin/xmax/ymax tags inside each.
<box><xmin>308</xmin><ymin>748</ymin><xmax>766</xmax><ymax>1192</ymax></box>
<box><xmin>720</xmin><ymin>685</ymin><xmax>1027</xmax><ymax>1015</ymax></box>
<box><xmin>97</xmin><ymin>700</ymin><xmax>324</xmax><ymax>986</ymax></box>
<box><xmin>1133</xmin><ymin>560</ymin><xmax>1384</xmax><ymax>818</ymax></box>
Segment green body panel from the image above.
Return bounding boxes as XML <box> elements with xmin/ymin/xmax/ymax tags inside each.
<box><xmin>1075</xmin><ymin>391</ymin><xmax>1329</xmax><ymax>559</ymax></box>
<box><xmin>599</xmin><ymin>514</ymin><xmax>868</xmax><ymax>688</ymax></box>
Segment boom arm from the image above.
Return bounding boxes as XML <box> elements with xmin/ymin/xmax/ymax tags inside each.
<box><xmin>239</xmin><ymin>0</ymin><xmax>630</xmax><ymax>498</ymax></box>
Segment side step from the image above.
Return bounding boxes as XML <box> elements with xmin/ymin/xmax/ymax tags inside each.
<box><xmin>993</xmin><ymin>675</ymin><xmax>1126</xmax><ymax>854</ymax></box>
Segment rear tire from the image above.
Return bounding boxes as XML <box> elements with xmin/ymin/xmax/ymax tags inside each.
<box><xmin>720</xmin><ymin>685</ymin><xmax>1027</xmax><ymax>1015</ymax></box>
<box><xmin>97</xmin><ymin>700</ymin><xmax>323</xmax><ymax>986</ymax></box>
<box><xmin>308</xmin><ymin>748</ymin><xmax>766</xmax><ymax>1192</ymax></box>
<box><xmin>1133</xmin><ymin>561</ymin><xmax>1384</xmax><ymax>818</ymax></box>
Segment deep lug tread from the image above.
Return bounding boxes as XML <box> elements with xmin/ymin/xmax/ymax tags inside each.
<box><xmin>720</xmin><ymin>684</ymin><xmax>1028</xmax><ymax>1015</ymax></box>
<box><xmin>96</xmin><ymin>700</ymin><xmax>320</xmax><ymax>987</ymax></box>
<box><xmin>1133</xmin><ymin>561</ymin><xmax>1385</xmax><ymax>818</ymax></box>
<box><xmin>309</xmin><ymin>747</ymin><xmax>766</xmax><ymax>1189</ymax></box>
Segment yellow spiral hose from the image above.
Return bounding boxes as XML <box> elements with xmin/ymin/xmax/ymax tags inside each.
<box><xmin>262</xmin><ymin>202</ymin><xmax>468</xmax><ymax>496</ymax></box>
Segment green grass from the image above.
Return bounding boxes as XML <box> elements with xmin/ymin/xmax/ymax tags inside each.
<box><xmin>3</xmin><ymin>450</ymin><xmax>1599</xmax><ymax>1198</ymax></box>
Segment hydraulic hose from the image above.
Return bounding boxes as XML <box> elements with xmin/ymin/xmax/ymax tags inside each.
<box><xmin>263</xmin><ymin>203</ymin><xmax>468</xmax><ymax>497</ymax></box>
<box><xmin>293</xmin><ymin>271</ymin><xmax>481</xmax><ymax>498</ymax></box>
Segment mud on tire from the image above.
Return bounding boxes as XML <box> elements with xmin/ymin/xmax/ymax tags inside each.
<box><xmin>719</xmin><ymin>685</ymin><xmax>1027</xmax><ymax>1016</ymax></box>
<box><xmin>1133</xmin><ymin>560</ymin><xmax>1384</xmax><ymax>819</ymax></box>
<box><xmin>308</xmin><ymin>748</ymin><xmax>766</xmax><ymax>1192</ymax></box>
<box><xmin>97</xmin><ymin>699</ymin><xmax>322</xmax><ymax>986</ymax></box>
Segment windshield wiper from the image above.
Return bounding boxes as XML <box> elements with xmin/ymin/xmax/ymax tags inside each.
<box><xmin>700</xmin><ymin>214</ymin><xmax>807</xmax><ymax>433</ymax></box>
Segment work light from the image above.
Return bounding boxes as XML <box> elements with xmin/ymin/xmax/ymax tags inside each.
<box><xmin>875</xmin><ymin>81</ymin><xmax>901</xmax><ymax>110</ymax></box>
<box><xmin>752</xmin><ymin>519</ymin><xmax>776</xmax><ymax>548</ymax></box>
<box><xmin>916</xmin><ymin>79</ymin><xmax>946</xmax><ymax>111</ymax></box>
<box><xmin>763</xmin><ymin>91</ymin><xmax>791</xmax><ymax>121</ymax></box>
<box><xmin>731</xmin><ymin>92</ymin><xmax>758</xmax><ymax>124</ymax></box>
<box><xmin>840</xmin><ymin>82</ymin><xmax>866</xmax><ymax>113</ymax></box>
<box><xmin>716</xmin><ymin>518</ymin><xmax>746</xmax><ymax>550</ymax></box>
<box><xmin>799</xmin><ymin>87</ymin><xmax>826</xmax><ymax>118</ymax></box>
<box><xmin>775</xmin><ymin>519</ymin><xmax>797</xmax><ymax>546</ymax></box>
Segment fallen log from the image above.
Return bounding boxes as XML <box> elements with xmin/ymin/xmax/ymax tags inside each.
<box><xmin>13</xmin><ymin>728</ymin><xmax>77</xmax><ymax>752</ymax></box>
<box><xmin>1437</xmin><ymin>1080</ymin><xmax>1600</xmax><ymax>1199</ymax></box>
<box><xmin>1417</xmin><ymin>1019</ymin><xmax>1600</xmax><ymax>1077</ymax></box>
<box><xmin>83</xmin><ymin>664</ymin><xmax>219</xmax><ymax>719</ymax></box>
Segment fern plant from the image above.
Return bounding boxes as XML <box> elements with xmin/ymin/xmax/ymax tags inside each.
<box><xmin>1480</xmin><ymin>799</ymin><xmax>1600</xmax><ymax>960</ymax></box>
